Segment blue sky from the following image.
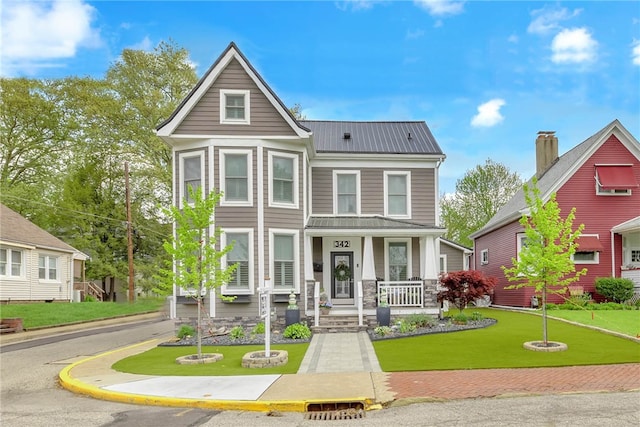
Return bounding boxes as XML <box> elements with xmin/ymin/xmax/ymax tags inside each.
<box><xmin>2</xmin><ymin>1</ymin><xmax>639</xmax><ymax>195</ymax></box>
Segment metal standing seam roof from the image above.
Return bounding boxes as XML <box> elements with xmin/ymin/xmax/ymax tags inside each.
<box><xmin>0</xmin><ymin>203</ymin><xmax>80</xmax><ymax>253</ymax></box>
<box><xmin>306</xmin><ymin>216</ymin><xmax>443</xmax><ymax>230</ymax></box>
<box><xmin>299</xmin><ymin>120</ymin><xmax>444</xmax><ymax>155</ymax></box>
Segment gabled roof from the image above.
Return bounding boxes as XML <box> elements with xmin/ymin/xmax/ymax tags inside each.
<box><xmin>156</xmin><ymin>42</ymin><xmax>310</xmax><ymax>140</ymax></box>
<box><xmin>471</xmin><ymin>119</ymin><xmax>640</xmax><ymax>239</ymax></box>
<box><xmin>439</xmin><ymin>237</ymin><xmax>473</xmax><ymax>253</ymax></box>
<box><xmin>299</xmin><ymin>120</ymin><xmax>443</xmax><ymax>156</ymax></box>
<box><xmin>0</xmin><ymin>204</ymin><xmax>83</xmax><ymax>256</ymax></box>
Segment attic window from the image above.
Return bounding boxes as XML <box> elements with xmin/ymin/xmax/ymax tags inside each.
<box><xmin>220</xmin><ymin>89</ymin><xmax>250</xmax><ymax>125</ymax></box>
<box><xmin>595</xmin><ymin>165</ymin><xmax>637</xmax><ymax>196</ymax></box>
<box><xmin>343</xmin><ymin>132</ymin><xmax>351</xmax><ymax>140</ymax></box>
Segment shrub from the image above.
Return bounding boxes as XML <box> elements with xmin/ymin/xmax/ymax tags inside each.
<box><xmin>84</xmin><ymin>295</ymin><xmax>96</xmax><ymax>302</ymax></box>
<box><xmin>229</xmin><ymin>325</ymin><xmax>245</xmax><ymax>340</ymax></box>
<box><xmin>452</xmin><ymin>313</ymin><xmax>468</xmax><ymax>324</ymax></box>
<box><xmin>177</xmin><ymin>324</ymin><xmax>195</xmax><ymax>339</ymax></box>
<box><xmin>438</xmin><ymin>270</ymin><xmax>497</xmax><ymax>313</ymax></box>
<box><xmin>545</xmin><ymin>303</ymin><xmax>558</xmax><ymax>310</ymax></box>
<box><xmin>595</xmin><ymin>277</ymin><xmax>634</xmax><ymax>303</ymax></box>
<box><xmin>251</xmin><ymin>322</ymin><xmax>265</xmax><ymax>335</ymax></box>
<box><xmin>396</xmin><ymin>319</ymin><xmax>416</xmax><ymax>333</ymax></box>
<box><xmin>283</xmin><ymin>322</ymin><xmax>311</xmax><ymax>339</ymax></box>
<box><xmin>469</xmin><ymin>311</ymin><xmax>484</xmax><ymax>321</ymax></box>
<box><xmin>374</xmin><ymin>325</ymin><xmax>393</xmax><ymax>336</ymax></box>
<box><xmin>405</xmin><ymin>313</ymin><xmax>436</xmax><ymax>328</ymax></box>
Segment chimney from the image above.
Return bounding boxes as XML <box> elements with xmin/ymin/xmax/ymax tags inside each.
<box><xmin>535</xmin><ymin>131</ymin><xmax>558</xmax><ymax>178</ymax></box>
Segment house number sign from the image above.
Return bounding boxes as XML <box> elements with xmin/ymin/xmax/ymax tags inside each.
<box><xmin>334</xmin><ymin>240</ymin><xmax>350</xmax><ymax>248</ymax></box>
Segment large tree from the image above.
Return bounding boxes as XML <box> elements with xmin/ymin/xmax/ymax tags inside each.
<box><xmin>502</xmin><ymin>179</ymin><xmax>587</xmax><ymax>346</ymax></box>
<box><xmin>441</xmin><ymin>159</ymin><xmax>522</xmax><ymax>247</ymax></box>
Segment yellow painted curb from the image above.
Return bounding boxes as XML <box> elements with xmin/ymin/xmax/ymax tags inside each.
<box><xmin>58</xmin><ymin>341</ymin><xmax>377</xmax><ymax>413</ymax></box>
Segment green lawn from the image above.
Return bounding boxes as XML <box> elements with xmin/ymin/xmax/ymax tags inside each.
<box><xmin>112</xmin><ymin>343</ymin><xmax>309</xmax><ymax>376</ymax></box>
<box><xmin>545</xmin><ymin>309</ymin><xmax>640</xmax><ymax>337</ymax></box>
<box><xmin>0</xmin><ymin>298</ymin><xmax>165</xmax><ymax>329</ymax></box>
<box><xmin>372</xmin><ymin>308</ymin><xmax>640</xmax><ymax>372</ymax></box>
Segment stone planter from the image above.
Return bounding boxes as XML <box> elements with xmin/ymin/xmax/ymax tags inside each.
<box><xmin>285</xmin><ymin>308</ymin><xmax>300</xmax><ymax>326</ymax></box>
<box><xmin>376</xmin><ymin>306</ymin><xmax>391</xmax><ymax>326</ymax></box>
<box><xmin>175</xmin><ymin>353</ymin><xmax>223</xmax><ymax>365</ymax></box>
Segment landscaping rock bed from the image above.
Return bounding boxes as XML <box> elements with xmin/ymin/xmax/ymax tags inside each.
<box><xmin>160</xmin><ymin>318</ymin><xmax>497</xmax><ymax>346</ymax></box>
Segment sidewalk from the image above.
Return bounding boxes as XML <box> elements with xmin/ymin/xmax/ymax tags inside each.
<box><xmin>56</xmin><ymin>330</ymin><xmax>640</xmax><ymax>413</ymax></box>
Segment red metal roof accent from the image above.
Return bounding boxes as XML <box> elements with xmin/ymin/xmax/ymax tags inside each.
<box><xmin>575</xmin><ymin>235</ymin><xmax>604</xmax><ymax>252</ymax></box>
<box><xmin>595</xmin><ymin>165</ymin><xmax>639</xmax><ymax>189</ymax></box>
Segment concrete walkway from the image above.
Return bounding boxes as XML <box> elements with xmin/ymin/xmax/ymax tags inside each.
<box><xmin>298</xmin><ymin>332</ymin><xmax>381</xmax><ymax>373</ymax></box>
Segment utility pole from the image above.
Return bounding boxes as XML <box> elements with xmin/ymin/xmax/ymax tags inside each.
<box><xmin>125</xmin><ymin>162</ymin><xmax>135</xmax><ymax>303</ymax></box>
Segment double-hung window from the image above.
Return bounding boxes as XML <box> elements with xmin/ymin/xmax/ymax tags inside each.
<box><xmin>333</xmin><ymin>171</ymin><xmax>360</xmax><ymax>215</ymax></box>
<box><xmin>384</xmin><ymin>171</ymin><xmax>411</xmax><ymax>218</ymax></box>
<box><xmin>270</xmin><ymin>230</ymin><xmax>299</xmax><ymax>291</ymax></box>
<box><xmin>0</xmin><ymin>247</ymin><xmax>23</xmax><ymax>278</ymax></box>
<box><xmin>39</xmin><ymin>255</ymin><xmax>58</xmax><ymax>281</ymax></box>
<box><xmin>385</xmin><ymin>238</ymin><xmax>411</xmax><ymax>281</ymax></box>
<box><xmin>179</xmin><ymin>152</ymin><xmax>204</xmax><ymax>206</ymax></box>
<box><xmin>220</xmin><ymin>89</ymin><xmax>250</xmax><ymax>124</ymax></box>
<box><xmin>220</xmin><ymin>149</ymin><xmax>252</xmax><ymax>206</ymax></box>
<box><xmin>269</xmin><ymin>152</ymin><xmax>298</xmax><ymax>208</ymax></box>
<box><xmin>222</xmin><ymin>230</ymin><xmax>253</xmax><ymax>293</ymax></box>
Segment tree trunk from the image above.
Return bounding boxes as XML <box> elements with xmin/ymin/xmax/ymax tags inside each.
<box><xmin>542</xmin><ymin>286</ymin><xmax>548</xmax><ymax>345</ymax></box>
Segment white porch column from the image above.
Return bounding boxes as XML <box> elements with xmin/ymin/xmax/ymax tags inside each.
<box><xmin>304</xmin><ymin>234</ymin><xmax>314</xmax><ymax>281</ymax></box>
<box><xmin>362</xmin><ymin>235</ymin><xmax>376</xmax><ymax>280</ymax></box>
<box><xmin>422</xmin><ymin>235</ymin><xmax>438</xmax><ymax>280</ymax></box>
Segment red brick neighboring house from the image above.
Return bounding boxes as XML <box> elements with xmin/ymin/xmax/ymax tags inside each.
<box><xmin>470</xmin><ymin>120</ymin><xmax>640</xmax><ymax>307</ymax></box>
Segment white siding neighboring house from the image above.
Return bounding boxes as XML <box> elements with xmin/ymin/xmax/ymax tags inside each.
<box><xmin>0</xmin><ymin>204</ymin><xmax>88</xmax><ymax>302</ymax></box>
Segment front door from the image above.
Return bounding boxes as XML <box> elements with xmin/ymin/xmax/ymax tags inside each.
<box><xmin>332</xmin><ymin>252</ymin><xmax>354</xmax><ymax>304</ymax></box>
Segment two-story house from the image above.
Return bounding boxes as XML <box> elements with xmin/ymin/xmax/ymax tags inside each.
<box><xmin>156</xmin><ymin>42</ymin><xmax>448</xmax><ymax>328</ymax></box>
<box><xmin>470</xmin><ymin>120</ymin><xmax>640</xmax><ymax>307</ymax></box>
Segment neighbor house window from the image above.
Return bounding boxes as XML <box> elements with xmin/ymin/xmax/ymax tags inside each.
<box><xmin>385</xmin><ymin>238</ymin><xmax>411</xmax><ymax>281</ymax></box>
<box><xmin>269</xmin><ymin>152</ymin><xmax>298</xmax><ymax>208</ymax></box>
<box><xmin>222</xmin><ymin>230</ymin><xmax>253</xmax><ymax>293</ymax></box>
<box><xmin>220</xmin><ymin>149</ymin><xmax>252</xmax><ymax>206</ymax></box>
<box><xmin>333</xmin><ymin>171</ymin><xmax>360</xmax><ymax>215</ymax></box>
<box><xmin>220</xmin><ymin>89</ymin><xmax>250</xmax><ymax>124</ymax></box>
<box><xmin>595</xmin><ymin>165</ymin><xmax>637</xmax><ymax>196</ymax></box>
<box><xmin>0</xmin><ymin>248</ymin><xmax>23</xmax><ymax>278</ymax></box>
<box><xmin>38</xmin><ymin>255</ymin><xmax>58</xmax><ymax>281</ymax></box>
<box><xmin>179</xmin><ymin>152</ymin><xmax>204</xmax><ymax>206</ymax></box>
<box><xmin>480</xmin><ymin>249</ymin><xmax>489</xmax><ymax>265</ymax></box>
<box><xmin>270</xmin><ymin>230</ymin><xmax>299</xmax><ymax>291</ymax></box>
<box><xmin>439</xmin><ymin>254</ymin><xmax>447</xmax><ymax>274</ymax></box>
<box><xmin>572</xmin><ymin>234</ymin><xmax>602</xmax><ymax>264</ymax></box>
<box><xmin>384</xmin><ymin>171</ymin><xmax>411</xmax><ymax>218</ymax></box>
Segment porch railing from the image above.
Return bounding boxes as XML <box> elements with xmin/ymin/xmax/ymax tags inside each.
<box><xmin>377</xmin><ymin>281</ymin><xmax>423</xmax><ymax>307</ymax></box>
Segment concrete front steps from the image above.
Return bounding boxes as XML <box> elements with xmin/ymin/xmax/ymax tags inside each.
<box><xmin>310</xmin><ymin>314</ymin><xmax>375</xmax><ymax>334</ymax></box>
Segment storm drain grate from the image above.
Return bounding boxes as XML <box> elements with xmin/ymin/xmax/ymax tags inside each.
<box><xmin>304</xmin><ymin>402</ymin><xmax>366</xmax><ymax>421</ymax></box>
<box><xmin>304</xmin><ymin>408</ymin><xmax>366</xmax><ymax>421</ymax></box>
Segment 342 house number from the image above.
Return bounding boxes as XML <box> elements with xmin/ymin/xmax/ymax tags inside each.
<box><xmin>334</xmin><ymin>240</ymin><xmax>350</xmax><ymax>248</ymax></box>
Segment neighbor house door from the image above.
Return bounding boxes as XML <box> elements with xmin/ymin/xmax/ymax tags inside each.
<box><xmin>331</xmin><ymin>252</ymin><xmax>354</xmax><ymax>304</ymax></box>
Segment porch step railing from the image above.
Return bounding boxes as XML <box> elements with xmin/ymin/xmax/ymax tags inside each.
<box><xmin>377</xmin><ymin>281</ymin><xmax>423</xmax><ymax>307</ymax></box>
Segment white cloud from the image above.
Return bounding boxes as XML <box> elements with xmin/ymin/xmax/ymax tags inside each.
<box><xmin>507</xmin><ymin>34</ymin><xmax>519</xmax><ymax>44</ymax></box>
<box><xmin>528</xmin><ymin>6</ymin><xmax>582</xmax><ymax>35</ymax></box>
<box><xmin>414</xmin><ymin>0</ymin><xmax>465</xmax><ymax>17</ymax></box>
<box><xmin>632</xmin><ymin>40</ymin><xmax>640</xmax><ymax>66</ymax></box>
<box><xmin>471</xmin><ymin>99</ymin><xmax>506</xmax><ymax>128</ymax></box>
<box><xmin>128</xmin><ymin>36</ymin><xmax>153</xmax><ymax>52</ymax></box>
<box><xmin>406</xmin><ymin>28</ymin><xmax>425</xmax><ymax>39</ymax></box>
<box><xmin>1</xmin><ymin>0</ymin><xmax>100</xmax><ymax>75</ymax></box>
<box><xmin>551</xmin><ymin>28</ymin><xmax>597</xmax><ymax>64</ymax></box>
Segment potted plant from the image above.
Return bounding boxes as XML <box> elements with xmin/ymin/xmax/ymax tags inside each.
<box><xmin>285</xmin><ymin>289</ymin><xmax>300</xmax><ymax>326</ymax></box>
<box><xmin>376</xmin><ymin>289</ymin><xmax>391</xmax><ymax>326</ymax></box>
<box><xmin>319</xmin><ymin>299</ymin><xmax>332</xmax><ymax>315</ymax></box>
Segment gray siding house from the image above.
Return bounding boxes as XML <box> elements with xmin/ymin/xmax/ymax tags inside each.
<box><xmin>156</xmin><ymin>42</ymin><xmax>448</xmax><ymax>328</ymax></box>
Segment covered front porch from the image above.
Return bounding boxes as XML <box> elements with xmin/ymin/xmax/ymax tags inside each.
<box><xmin>302</xmin><ymin>216</ymin><xmax>445</xmax><ymax>328</ymax></box>
<box><xmin>612</xmin><ymin>216</ymin><xmax>640</xmax><ymax>293</ymax></box>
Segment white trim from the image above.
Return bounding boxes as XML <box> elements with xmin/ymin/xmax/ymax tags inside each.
<box><xmin>268</xmin><ymin>151</ymin><xmax>299</xmax><ymax>209</ymax></box>
<box><xmin>220</xmin><ymin>89</ymin><xmax>250</xmax><ymax>125</ymax></box>
<box><xmin>516</xmin><ymin>232</ymin><xmax>527</xmax><ymax>261</ymax></box>
<box><xmin>178</xmin><ymin>151</ymin><xmax>204</xmax><ymax>208</ymax></box>
<box><xmin>257</xmin><ymin>146</ymin><xmax>265</xmax><ymax>290</ymax></box>
<box><xmin>208</xmin><ymin>145</ymin><xmax>215</xmax><ymax>194</ymax></box>
<box><xmin>269</xmin><ymin>229</ymin><xmax>300</xmax><ymax>293</ymax></box>
<box><xmin>480</xmin><ymin>249</ymin><xmax>489</xmax><ymax>265</ymax></box>
<box><xmin>439</xmin><ymin>254</ymin><xmax>447</xmax><ymax>274</ymax></box>
<box><xmin>333</xmin><ymin>170</ymin><xmax>361</xmax><ymax>215</ymax></box>
<box><xmin>313</xmin><ymin>157</ymin><xmax>442</xmax><ymax>169</ymax></box>
<box><xmin>384</xmin><ymin>238</ymin><xmax>412</xmax><ymax>281</ymax></box>
<box><xmin>219</xmin><ymin>148</ymin><xmax>253</xmax><ymax>207</ymax></box>
<box><xmin>220</xmin><ymin>228</ymin><xmax>254</xmax><ymax>295</ymax></box>
<box><xmin>384</xmin><ymin>171</ymin><xmax>412</xmax><ymax>219</ymax></box>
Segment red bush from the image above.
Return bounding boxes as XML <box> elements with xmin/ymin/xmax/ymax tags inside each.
<box><xmin>438</xmin><ymin>270</ymin><xmax>497</xmax><ymax>313</ymax></box>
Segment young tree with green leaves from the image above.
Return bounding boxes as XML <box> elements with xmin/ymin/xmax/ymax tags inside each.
<box><xmin>156</xmin><ymin>188</ymin><xmax>237</xmax><ymax>359</ymax></box>
<box><xmin>502</xmin><ymin>179</ymin><xmax>587</xmax><ymax>345</ymax></box>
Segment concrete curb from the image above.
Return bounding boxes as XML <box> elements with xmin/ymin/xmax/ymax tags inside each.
<box><xmin>58</xmin><ymin>339</ymin><xmax>378</xmax><ymax>413</ymax></box>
